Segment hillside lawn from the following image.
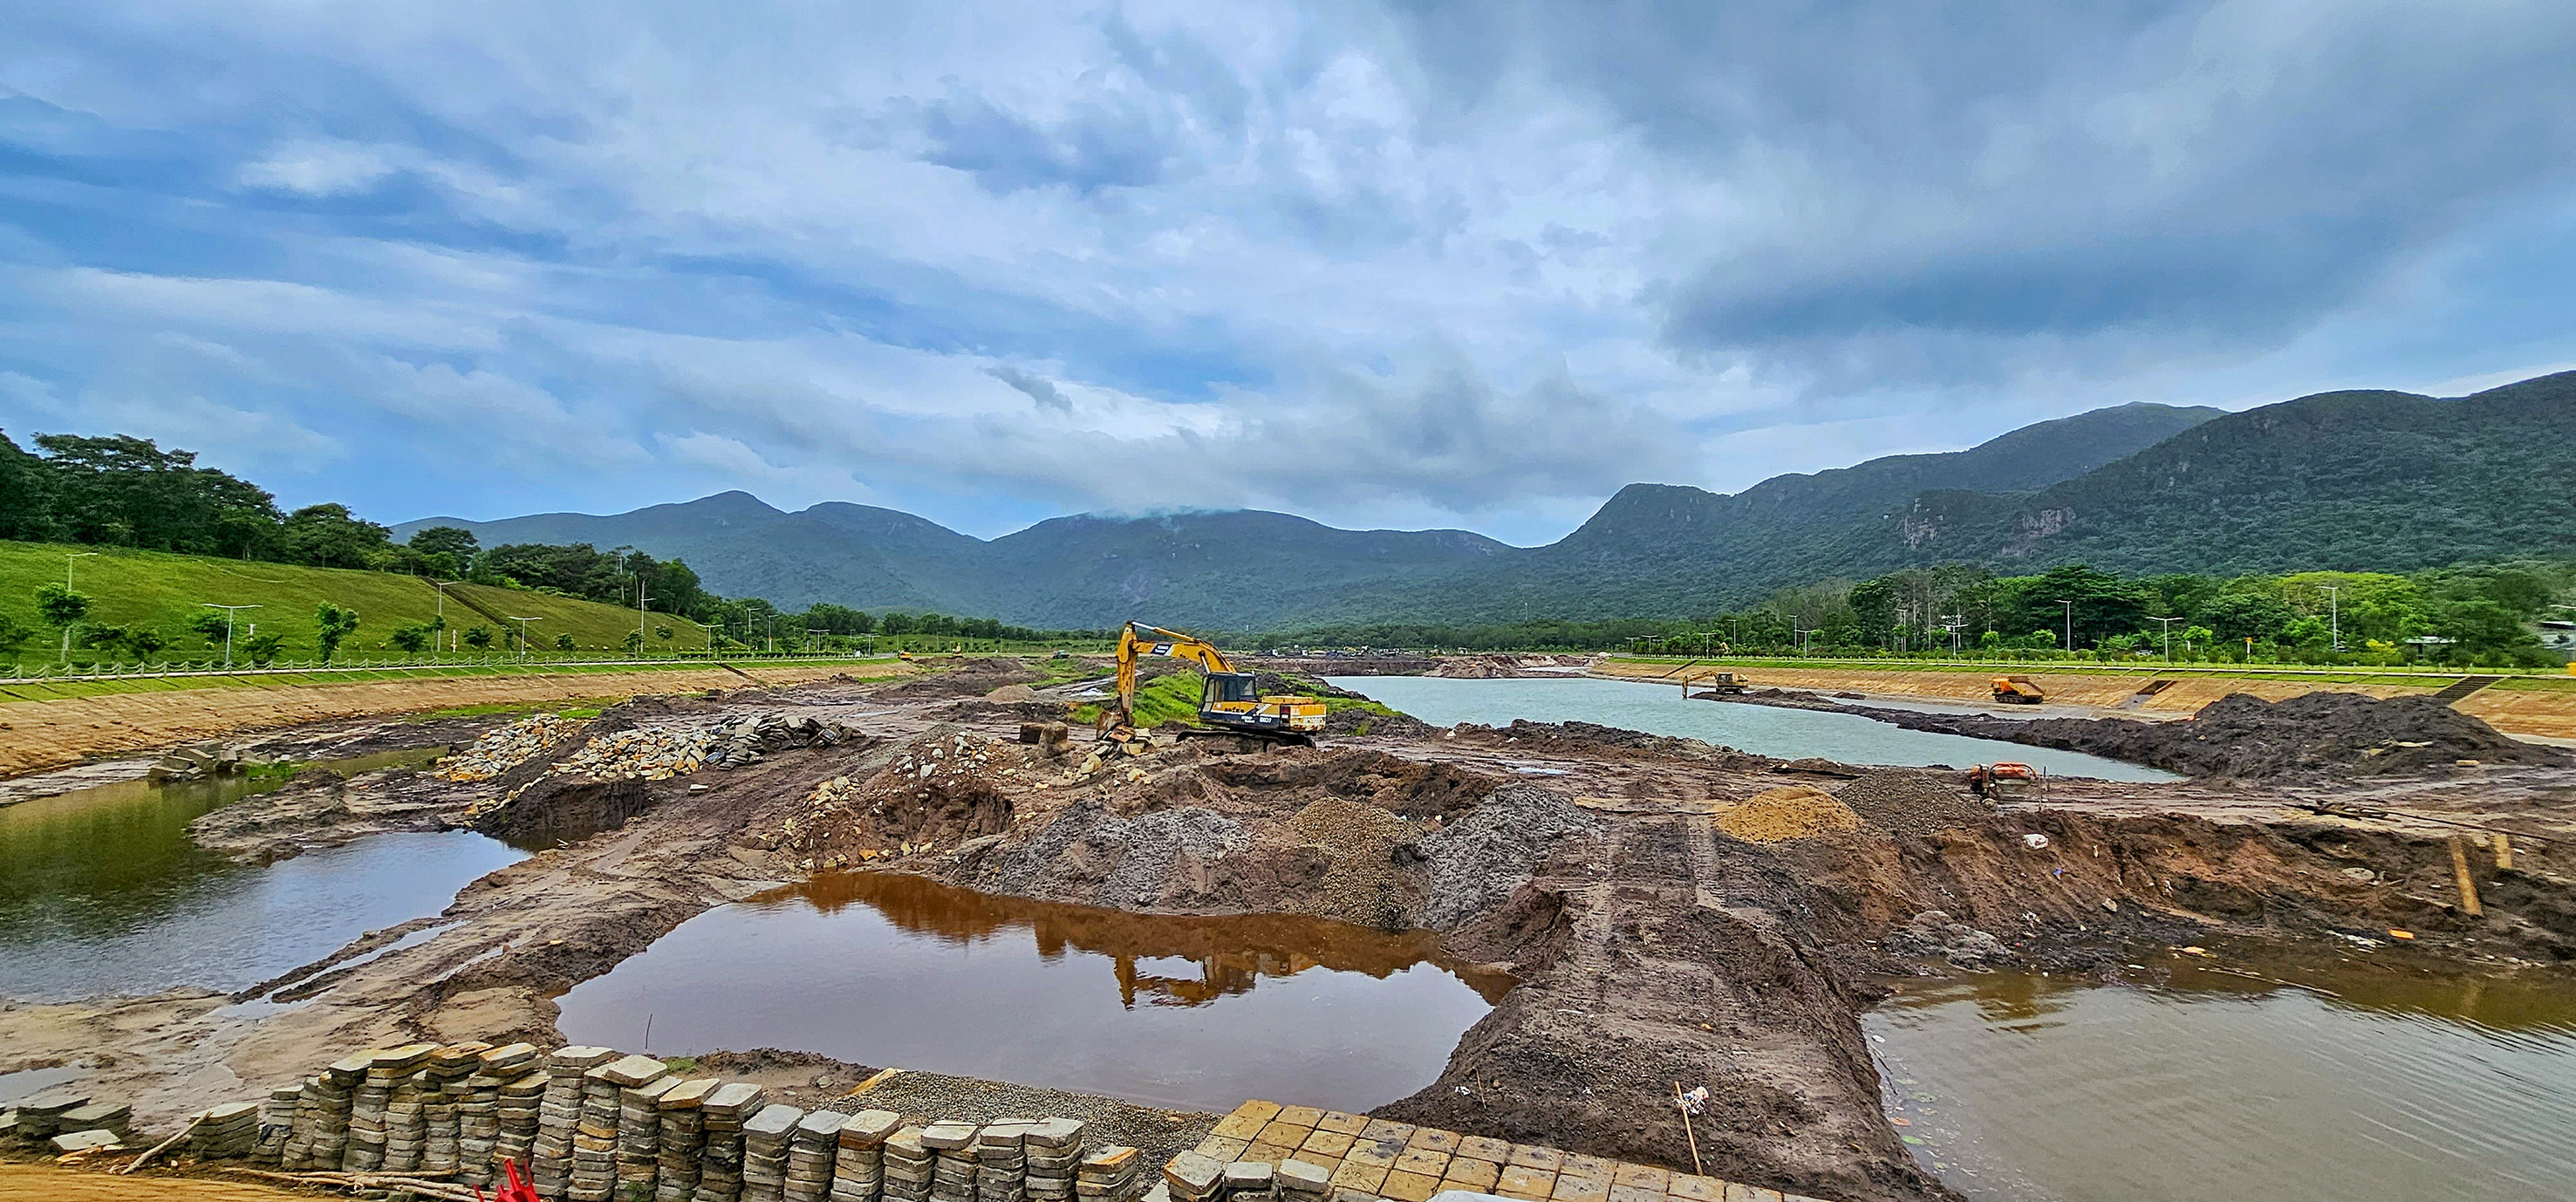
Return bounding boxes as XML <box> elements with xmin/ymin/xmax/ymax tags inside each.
<box><xmin>0</xmin><ymin>539</ymin><xmax>670</xmax><ymax>664</ymax></box>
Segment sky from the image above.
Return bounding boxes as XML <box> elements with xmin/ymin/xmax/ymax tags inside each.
<box><xmin>3</xmin><ymin>2</ymin><xmax>2574</xmax><ymax>547</ymax></box>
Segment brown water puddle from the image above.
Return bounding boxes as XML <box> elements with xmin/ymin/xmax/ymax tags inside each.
<box><xmin>1865</xmin><ymin>945</ymin><xmax>2576</xmax><ymax>1202</ymax></box>
<box><xmin>559</xmin><ymin>872</ymin><xmax>1511</xmax><ymax>1113</ymax></box>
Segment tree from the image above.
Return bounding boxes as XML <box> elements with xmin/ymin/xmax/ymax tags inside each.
<box><xmin>388</xmin><ymin>623</ymin><xmax>434</xmax><ymax>654</ymax></box>
<box><xmin>284</xmin><ymin>504</ymin><xmax>395</xmax><ymax>570</ymax></box>
<box><xmin>0</xmin><ymin>429</ymin><xmax>58</xmax><ymax>542</ymax></box>
<box><xmin>31</xmin><ymin>433</ymin><xmax>285</xmax><ymax>556</ymax></box>
<box><xmin>243</xmin><ymin>632</ymin><xmax>284</xmax><ymax>664</ymax></box>
<box><xmin>314</xmin><ymin>603</ymin><xmax>360</xmax><ymax>663</ymax></box>
<box><xmin>188</xmin><ymin>609</ymin><xmax>233</xmax><ymax>645</ymax></box>
<box><xmin>407</xmin><ymin>526</ymin><xmax>480</xmax><ymax>569</ymax></box>
<box><xmin>36</xmin><ymin>584</ymin><xmax>89</xmax><ymax>660</ymax></box>
<box><xmin>462</xmin><ymin>625</ymin><xmax>495</xmax><ymax>650</ymax></box>
<box><xmin>624</xmin><ymin>631</ymin><xmax>644</xmax><ymax>655</ymax></box>
<box><xmin>554</xmin><ymin>633</ymin><xmax>576</xmax><ymax>651</ymax></box>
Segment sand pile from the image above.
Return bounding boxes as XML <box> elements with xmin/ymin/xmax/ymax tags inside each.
<box><xmin>1716</xmin><ymin>785</ymin><xmax>1862</xmax><ymax>843</ymax></box>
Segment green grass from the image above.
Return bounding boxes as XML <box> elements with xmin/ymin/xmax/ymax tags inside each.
<box><xmin>0</xmin><ymin>539</ymin><xmax>666</xmax><ymax>662</ymax></box>
<box><xmin>1070</xmin><ymin>670</ymin><xmax>1405</xmax><ymax>727</ymax></box>
<box><xmin>1603</xmin><ymin>653</ymin><xmax>2570</xmax><ymax>686</ymax></box>
<box><xmin>0</xmin><ymin>657</ymin><xmax>903</xmax><ymax>703</ymax></box>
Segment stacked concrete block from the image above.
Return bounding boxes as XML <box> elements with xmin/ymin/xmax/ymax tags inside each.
<box><xmin>423</xmin><ymin>1042</ymin><xmax>489</xmax><ymax>1174</ymax></box>
<box><xmin>495</xmin><ymin>1069</ymin><xmax>550</xmax><ymax>1182</ymax></box>
<box><xmin>62</xmin><ymin>1103</ymin><xmax>133</xmax><ymax>1142</ymax></box>
<box><xmin>1076</xmin><ymin>1148</ymin><xmax>1143</xmax><ymax>1202</ymax></box>
<box><xmin>465</xmin><ymin>1043</ymin><xmax>541</xmax><ymax>1186</ymax></box>
<box><xmin>291</xmin><ymin>1056</ymin><xmax>362</xmax><ymax>1170</ymax></box>
<box><xmin>192</xmin><ymin>1101</ymin><xmax>263</xmax><ymax>1159</ymax></box>
<box><xmin>1161</xmin><ymin>1151</ymin><xmax>1225</xmax><ymax>1202</ymax></box>
<box><xmin>1220</xmin><ymin>1164</ymin><xmax>1272</xmax><ymax>1202</ymax></box>
<box><xmin>51</xmin><ymin>1128</ymin><xmax>128</xmax><ymax>1155</ymax></box>
<box><xmin>1271</xmin><ymin>1158</ymin><xmax>1328</xmax><ymax>1202</ymax></box>
<box><xmin>7</xmin><ymin>1090</ymin><xmax>81</xmax><ymax>1148</ymax></box>
<box><xmin>385</xmin><ymin>1054</ymin><xmax>434</xmax><ymax>1172</ymax></box>
<box><xmin>788</xmin><ymin>1110</ymin><xmax>847</xmax><ymax>1202</ymax></box>
<box><xmin>743</xmin><ymin>1103</ymin><xmax>806</xmax><ymax>1202</ymax></box>
<box><xmin>974</xmin><ymin>1121</ymin><xmax>1028</xmax><ymax>1202</ymax></box>
<box><xmin>1022</xmin><ymin>1119</ymin><xmax>1083</xmax><ymax>1202</ymax></box>
<box><xmin>880</xmin><ymin>1126</ymin><xmax>933</xmax><ymax>1202</ymax></box>
<box><xmin>536</xmin><ymin>1047</ymin><xmax>619</xmax><ymax>1196</ymax></box>
<box><xmin>576</xmin><ymin>1055</ymin><xmax>662</xmax><ymax>1202</ymax></box>
<box><xmin>348</xmin><ymin>1043</ymin><xmax>436</xmax><ymax>1171</ymax></box>
<box><xmin>920</xmin><ymin>1122</ymin><xmax>980</xmax><ymax>1202</ymax></box>
<box><xmin>621</xmin><ymin>1073</ymin><xmax>682</xmax><ymax>1198</ymax></box>
<box><xmin>657</xmin><ymin>1079</ymin><xmax>719</xmax><ymax>1202</ymax></box>
<box><xmin>694</xmin><ymin>1082</ymin><xmax>768</xmax><ymax>1202</ymax></box>
<box><xmin>831</xmin><ymin>1110</ymin><xmax>900</xmax><ymax>1202</ymax></box>
<box><xmin>252</xmin><ymin>1089</ymin><xmax>296</xmax><ymax>1164</ymax></box>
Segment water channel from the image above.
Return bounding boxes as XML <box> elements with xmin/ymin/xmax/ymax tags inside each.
<box><xmin>1328</xmin><ymin>675</ymin><xmax>2176</xmax><ymax>781</ymax></box>
<box><xmin>1866</xmin><ymin>949</ymin><xmax>2576</xmax><ymax>1202</ymax></box>
<box><xmin>0</xmin><ymin>750</ymin><xmax>525</xmax><ymax>1001</ymax></box>
<box><xmin>557</xmin><ymin>871</ymin><xmax>1509</xmax><ymax>1115</ymax></box>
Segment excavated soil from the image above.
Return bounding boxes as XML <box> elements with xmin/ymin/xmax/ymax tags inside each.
<box><xmin>1767</xmin><ymin>689</ymin><xmax>2572</xmax><ymax>779</ymax></box>
<box><xmin>10</xmin><ymin>663</ymin><xmax>2576</xmax><ymax>1202</ymax></box>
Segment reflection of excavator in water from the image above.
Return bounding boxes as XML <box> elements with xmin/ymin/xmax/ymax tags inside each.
<box><xmin>1097</xmin><ymin>621</ymin><xmax>1326</xmax><ymax>749</ymax></box>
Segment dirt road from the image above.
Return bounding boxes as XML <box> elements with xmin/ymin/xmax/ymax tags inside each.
<box><xmin>0</xmin><ymin>663</ymin><xmax>896</xmax><ymax>778</ymax></box>
<box><xmin>0</xmin><ymin>1164</ymin><xmax>311</xmax><ymax>1202</ymax></box>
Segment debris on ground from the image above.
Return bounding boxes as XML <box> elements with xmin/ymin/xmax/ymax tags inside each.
<box><xmin>776</xmin><ymin>730</ymin><xmax>1022</xmax><ymax>867</ymax></box>
<box><xmin>1715</xmin><ymin>785</ymin><xmax>1862</xmax><ymax>843</ymax></box>
<box><xmin>701</xmin><ymin>712</ymin><xmax>853</xmax><ymax>769</ymax></box>
<box><xmin>434</xmin><ymin>714</ymin><xmax>590</xmax><ymax>782</ymax></box>
<box><xmin>147</xmin><ymin>740</ymin><xmax>256</xmax><ymax>782</ymax></box>
<box><xmin>1884</xmin><ymin>909</ymin><xmax>2010</xmax><ymax>966</ymax></box>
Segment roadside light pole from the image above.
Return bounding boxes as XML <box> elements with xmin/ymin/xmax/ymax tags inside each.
<box><xmin>505</xmin><ymin>616</ymin><xmax>541</xmax><ymax>661</ymax></box>
<box><xmin>202</xmin><ymin>603</ymin><xmax>260</xmax><ymax>668</ymax></box>
<box><xmin>2058</xmin><ymin>599</ymin><xmax>2074</xmax><ymax>656</ymax></box>
<box><xmin>66</xmin><ymin>550</ymin><xmax>98</xmax><ymax>590</ymax></box>
<box><xmin>2321</xmin><ymin>584</ymin><xmax>2341</xmax><ymax>652</ymax></box>
<box><xmin>2146</xmin><ymin>615</ymin><xmax>2183</xmax><ymax>661</ymax></box>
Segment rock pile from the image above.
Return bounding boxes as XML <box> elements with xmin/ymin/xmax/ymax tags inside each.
<box><xmin>704</xmin><ymin>713</ymin><xmax>852</xmax><ymax>769</ymax></box>
<box><xmin>778</xmin><ymin>731</ymin><xmax>1022</xmax><ymax>868</ymax></box>
<box><xmin>438</xmin><ymin>714</ymin><xmax>590</xmax><ymax>782</ymax></box>
<box><xmin>147</xmin><ymin>739</ymin><xmax>251</xmax><ymax>782</ymax></box>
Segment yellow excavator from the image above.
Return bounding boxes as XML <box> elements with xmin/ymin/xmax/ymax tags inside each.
<box><xmin>1100</xmin><ymin>621</ymin><xmax>1326</xmax><ymax>748</ymax></box>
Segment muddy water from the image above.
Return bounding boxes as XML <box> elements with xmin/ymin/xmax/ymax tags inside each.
<box><xmin>559</xmin><ymin>872</ymin><xmax>1509</xmax><ymax>1114</ymax></box>
<box><xmin>1333</xmin><ymin>676</ymin><xmax>2176</xmax><ymax>781</ymax></box>
<box><xmin>0</xmin><ymin>750</ymin><xmax>524</xmax><ymax>1001</ymax></box>
<box><xmin>1864</xmin><ymin>952</ymin><xmax>2576</xmax><ymax>1202</ymax></box>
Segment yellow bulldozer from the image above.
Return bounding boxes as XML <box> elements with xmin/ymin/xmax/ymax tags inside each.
<box><xmin>1097</xmin><ymin>621</ymin><xmax>1326</xmax><ymax>749</ymax></box>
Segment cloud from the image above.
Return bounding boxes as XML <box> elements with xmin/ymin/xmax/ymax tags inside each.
<box><xmin>984</xmin><ymin>364</ymin><xmax>1072</xmax><ymax>412</ymax></box>
<box><xmin>2</xmin><ymin>0</ymin><xmax>2573</xmax><ymax>543</ymax></box>
<box><xmin>237</xmin><ymin>140</ymin><xmax>401</xmax><ymax>195</ymax></box>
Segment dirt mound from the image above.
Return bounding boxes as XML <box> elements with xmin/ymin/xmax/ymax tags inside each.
<box><xmin>1835</xmin><ymin>769</ymin><xmax>1993</xmax><ymax>838</ymax></box>
<box><xmin>1322</xmin><ymin>707</ymin><xmax>1435</xmax><ymax>737</ymax></box>
<box><xmin>1912</xmin><ymin>691</ymin><xmax>2574</xmax><ymax>779</ymax></box>
<box><xmin>778</xmin><ymin>729</ymin><xmax>1025</xmax><ymax>867</ymax></box>
<box><xmin>1717</xmin><ymin>785</ymin><xmax>1862</xmax><ymax>843</ymax></box>
<box><xmin>1285</xmin><ymin>796</ymin><xmax>1418</xmax><ymax>927</ymax></box>
<box><xmin>1250</xmin><ymin>671</ymin><xmax>1368</xmax><ymax>700</ymax></box>
<box><xmin>1203</xmin><ymin>748</ymin><xmax>1500</xmax><ymax>820</ymax></box>
<box><xmin>1418</xmin><ymin>785</ymin><xmax>1600</xmax><ymax>929</ymax></box>
<box><xmin>1459</xmin><ymin>719</ymin><xmax>1727</xmax><ymax>760</ymax></box>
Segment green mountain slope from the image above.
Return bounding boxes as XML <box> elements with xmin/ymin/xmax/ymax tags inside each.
<box><xmin>1895</xmin><ymin>372</ymin><xmax>2576</xmax><ymax>573</ymax></box>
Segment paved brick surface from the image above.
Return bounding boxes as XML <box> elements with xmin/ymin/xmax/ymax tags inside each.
<box><xmin>1189</xmin><ymin>1103</ymin><xmax>1824</xmax><ymax>1202</ymax></box>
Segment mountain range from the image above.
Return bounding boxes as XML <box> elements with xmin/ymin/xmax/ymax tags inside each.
<box><xmin>399</xmin><ymin>371</ymin><xmax>2576</xmax><ymax>631</ymax></box>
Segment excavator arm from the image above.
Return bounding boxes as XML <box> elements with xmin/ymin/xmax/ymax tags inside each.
<box><xmin>1114</xmin><ymin>622</ymin><xmax>1235</xmax><ymax>718</ymax></box>
<box><xmin>1104</xmin><ymin>620</ymin><xmax>1322</xmax><ymax>747</ymax></box>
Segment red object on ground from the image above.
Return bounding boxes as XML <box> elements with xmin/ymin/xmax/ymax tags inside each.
<box><xmin>480</xmin><ymin>1159</ymin><xmax>541</xmax><ymax>1202</ymax></box>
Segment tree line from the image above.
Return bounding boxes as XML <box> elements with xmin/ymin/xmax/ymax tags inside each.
<box><xmin>1270</xmin><ymin>559</ymin><xmax>2573</xmax><ymax>667</ymax></box>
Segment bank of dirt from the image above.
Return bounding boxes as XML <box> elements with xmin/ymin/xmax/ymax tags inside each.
<box><xmin>10</xmin><ymin>664</ymin><xmax>2576</xmax><ymax>1202</ymax></box>
<box><xmin>1746</xmin><ymin>688</ymin><xmax>2573</xmax><ymax>778</ymax></box>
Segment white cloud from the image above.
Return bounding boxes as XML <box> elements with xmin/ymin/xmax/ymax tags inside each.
<box><xmin>237</xmin><ymin>140</ymin><xmax>400</xmax><ymax>195</ymax></box>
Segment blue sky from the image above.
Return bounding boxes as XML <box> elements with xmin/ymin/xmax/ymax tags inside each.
<box><xmin>3</xmin><ymin>1</ymin><xmax>2574</xmax><ymax>545</ymax></box>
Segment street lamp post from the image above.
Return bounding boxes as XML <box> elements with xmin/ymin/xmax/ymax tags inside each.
<box><xmin>505</xmin><ymin>617</ymin><xmax>542</xmax><ymax>661</ymax></box>
<box><xmin>59</xmin><ymin>552</ymin><xmax>99</xmax><ymax>662</ymax></box>
<box><xmin>202</xmin><ymin>604</ymin><xmax>260</xmax><ymax>668</ymax></box>
<box><xmin>2058</xmin><ymin>599</ymin><xmax>2074</xmax><ymax>657</ymax></box>
<box><xmin>2320</xmin><ymin>584</ymin><xmax>2341</xmax><ymax>652</ymax></box>
<box><xmin>2146</xmin><ymin>615</ymin><xmax>2183</xmax><ymax>661</ymax></box>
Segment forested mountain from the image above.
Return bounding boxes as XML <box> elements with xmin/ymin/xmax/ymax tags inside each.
<box><xmin>393</xmin><ymin>372</ymin><xmax>2573</xmax><ymax>630</ymax></box>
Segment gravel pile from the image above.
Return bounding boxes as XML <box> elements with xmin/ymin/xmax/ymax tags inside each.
<box><xmin>436</xmin><ymin>714</ymin><xmax>589</xmax><ymax>782</ymax></box>
<box><xmin>1715</xmin><ymin>785</ymin><xmax>1862</xmax><ymax>843</ymax></box>
<box><xmin>1418</xmin><ymin>785</ymin><xmax>1598</xmax><ymax>929</ymax></box>
<box><xmin>1835</xmin><ymin>770</ymin><xmax>1993</xmax><ymax>838</ymax></box>
<box><xmin>1286</xmin><ymin>796</ymin><xmax>1416</xmax><ymax>927</ymax></box>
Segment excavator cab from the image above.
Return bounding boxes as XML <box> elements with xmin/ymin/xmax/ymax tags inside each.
<box><xmin>1204</xmin><ymin>671</ymin><xmax>1261</xmax><ymax>708</ymax></box>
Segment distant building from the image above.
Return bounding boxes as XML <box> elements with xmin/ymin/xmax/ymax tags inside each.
<box><xmin>2539</xmin><ymin>620</ymin><xmax>2576</xmax><ymax>652</ymax></box>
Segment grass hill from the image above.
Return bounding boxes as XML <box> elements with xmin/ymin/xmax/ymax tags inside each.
<box><xmin>0</xmin><ymin>541</ymin><xmax>660</xmax><ymax>665</ymax></box>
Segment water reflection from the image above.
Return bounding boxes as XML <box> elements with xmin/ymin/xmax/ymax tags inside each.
<box><xmin>770</xmin><ymin>871</ymin><xmax>1517</xmax><ymax>1008</ymax></box>
<box><xmin>563</xmin><ymin>872</ymin><xmax>1508</xmax><ymax>1113</ymax></box>
<box><xmin>0</xmin><ymin>749</ymin><xmax>522</xmax><ymax>1001</ymax></box>
<box><xmin>1866</xmin><ymin>952</ymin><xmax>2576</xmax><ymax>1202</ymax></box>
